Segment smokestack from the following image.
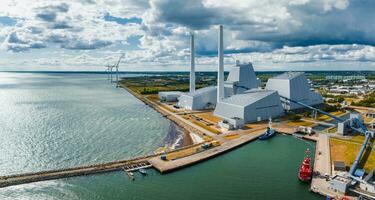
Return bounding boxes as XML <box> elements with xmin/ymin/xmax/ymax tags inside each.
<box><xmin>217</xmin><ymin>25</ymin><xmax>224</xmax><ymax>102</ymax></box>
<box><xmin>190</xmin><ymin>33</ymin><xmax>195</xmax><ymax>93</ymax></box>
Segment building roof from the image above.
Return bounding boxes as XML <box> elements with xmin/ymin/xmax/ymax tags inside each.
<box><xmin>271</xmin><ymin>72</ymin><xmax>305</xmax><ymax>80</ymax></box>
<box><xmin>183</xmin><ymin>86</ymin><xmax>216</xmax><ymax>97</ymax></box>
<box><xmin>219</xmin><ymin>89</ymin><xmax>277</xmax><ymax>107</ymax></box>
<box><xmin>159</xmin><ymin>91</ymin><xmax>182</xmax><ymax>95</ymax></box>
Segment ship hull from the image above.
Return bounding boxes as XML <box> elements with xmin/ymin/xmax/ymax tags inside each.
<box><xmin>298</xmin><ymin>174</ymin><xmax>312</xmax><ymax>182</ymax></box>
<box><xmin>258</xmin><ymin>130</ymin><xmax>276</xmax><ymax>140</ymax></box>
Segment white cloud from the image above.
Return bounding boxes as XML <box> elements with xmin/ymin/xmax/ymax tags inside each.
<box><xmin>0</xmin><ymin>0</ymin><xmax>374</xmax><ymax>71</ymax></box>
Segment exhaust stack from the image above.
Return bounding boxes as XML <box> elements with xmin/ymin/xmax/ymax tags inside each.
<box><xmin>217</xmin><ymin>25</ymin><xmax>224</xmax><ymax>102</ymax></box>
<box><xmin>190</xmin><ymin>33</ymin><xmax>195</xmax><ymax>93</ymax></box>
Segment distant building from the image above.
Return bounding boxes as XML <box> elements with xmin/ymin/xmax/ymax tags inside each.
<box><xmin>326</xmin><ymin>75</ymin><xmax>366</xmax><ymax>81</ymax></box>
<box><xmin>266</xmin><ymin>72</ymin><xmax>323</xmax><ymax>110</ymax></box>
<box><xmin>158</xmin><ymin>91</ymin><xmax>182</xmax><ymax>102</ymax></box>
<box><xmin>214</xmin><ymin>89</ymin><xmax>284</xmax><ymax>123</ymax></box>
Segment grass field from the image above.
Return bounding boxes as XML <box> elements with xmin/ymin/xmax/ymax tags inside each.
<box><xmin>195</xmin><ymin>112</ymin><xmax>222</xmax><ymax>124</ymax></box>
<box><xmin>286</xmin><ymin>120</ymin><xmax>314</xmax><ymax>127</ymax></box>
<box><xmin>330</xmin><ymin>137</ymin><xmax>375</xmax><ymax>173</ymax></box>
<box><xmin>317</xmin><ymin>111</ymin><xmax>344</xmax><ymax>121</ymax></box>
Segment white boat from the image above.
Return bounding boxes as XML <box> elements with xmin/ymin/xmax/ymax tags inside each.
<box><xmin>139</xmin><ymin>169</ymin><xmax>147</xmax><ymax>175</ymax></box>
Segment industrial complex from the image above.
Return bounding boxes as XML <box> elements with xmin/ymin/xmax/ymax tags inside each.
<box><xmin>157</xmin><ymin>25</ymin><xmax>375</xmax><ymax>199</ymax></box>
<box><xmin>170</xmin><ymin>25</ymin><xmax>324</xmax><ymax>130</ymax></box>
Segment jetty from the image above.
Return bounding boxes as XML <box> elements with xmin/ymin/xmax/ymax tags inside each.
<box><xmin>0</xmin><ymin>156</ymin><xmax>154</xmax><ymax>188</ymax></box>
<box><xmin>150</xmin><ymin>130</ymin><xmax>264</xmax><ymax>173</ymax></box>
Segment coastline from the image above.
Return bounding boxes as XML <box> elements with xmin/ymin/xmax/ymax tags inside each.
<box><xmin>120</xmin><ymin>83</ymin><xmax>197</xmax><ymax>147</ymax></box>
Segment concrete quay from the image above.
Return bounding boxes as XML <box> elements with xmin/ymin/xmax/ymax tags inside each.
<box><xmin>310</xmin><ymin>134</ymin><xmax>340</xmax><ymax>198</ymax></box>
<box><xmin>0</xmin><ymin>157</ymin><xmax>153</xmax><ymax>188</ymax></box>
<box><xmin>150</xmin><ymin>130</ymin><xmax>264</xmax><ymax>173</ymax></box>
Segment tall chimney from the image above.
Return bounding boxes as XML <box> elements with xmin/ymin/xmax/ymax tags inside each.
<box><xmin>190</xmin><ymin>33</ymin><xmax>195</xmax><ymax>93</ymax></box>
<box><xmin>217</xmin><ymin>25</ymin><xmax>224</xmax><ymax>102</ymax></box>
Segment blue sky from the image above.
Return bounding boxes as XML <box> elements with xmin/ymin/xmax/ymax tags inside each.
<box><xmin>0</xmin><ymin>0</ymin><xmax>374</xmax><ymax>71</ymax></box>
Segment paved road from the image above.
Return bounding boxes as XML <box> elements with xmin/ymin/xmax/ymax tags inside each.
<box><xmin>310</xmin><ymin>134</ymin><xmax>339</xmax><ymax>198</ymax></box>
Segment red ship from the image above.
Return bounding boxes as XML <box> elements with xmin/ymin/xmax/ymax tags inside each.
<box><xmin>298</xmin><ymin>148</ymin><xmax>312</xmax><ymax>182</ymax></box>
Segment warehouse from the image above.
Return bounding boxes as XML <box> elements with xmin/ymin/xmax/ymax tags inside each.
<box><xmin>265</xmin><ymin>72</ymin><xmax>323</xmax><ymax>110</ymax></box>
<box><xmin>214</xmin><ymin>89</ymin><xmax>284</xmax><ymax>123</ymax></box>
<box><xmin>177</xmin><ymin>86</ymin><xmax>217</xmax><ymax>110</ymax></box>
<box><xmin>158</xmin><ymin>91</ymin><xmax>182</xmax><ymax>102</ymax></box>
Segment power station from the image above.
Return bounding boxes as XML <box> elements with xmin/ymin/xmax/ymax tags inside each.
<box><xmin>266</xmin><ymin>72</ymin><xmax>323</xmax><ymax>110</ymax></box>
<box><xmin>173</xmin><ymin>25</ymin><xmax>323</xmax><ymax>129</ymax></box>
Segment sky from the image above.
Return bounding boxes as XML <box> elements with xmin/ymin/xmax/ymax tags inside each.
<box><xmin>0</xmin><ymin>0</ymin><xmax>374</xmax><ymax>71</ymax></box>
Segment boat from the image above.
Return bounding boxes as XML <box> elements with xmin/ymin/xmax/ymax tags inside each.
<box><xmin>139</xmin><ymin>168</ymin><xmax>147</xmax><ymax>175</ymax></box>
<box><xmin>128</xmin><ymin>171</ymin><xmax>134</xmax><ymax>176</ymax></box>
<box><xmin>298</xmin><ymin>148</ymin><xmax>312</xmax><ymax>182</ymax></box>
<box><xmin>258</xmin><ymin>118</ymin><xmax>276</xmax><ymax>140</ymax></box>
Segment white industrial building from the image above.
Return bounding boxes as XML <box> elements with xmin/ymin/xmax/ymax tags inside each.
<box><xmin>214</xmin><ymin>89</ymin><xmax>284</xmax><ymax>123</ymax></box>
<box><xmin>177</xmin><ymin>86</ymin><xmax>217</xmax><ymax>110</ymax></box>
<box><xmin>178</xmin><ymin>61</ymin><xmax>260</xmax><ymax>110</ymax></box>
<box><xmin>177</xmin><ymin>32</ymin><xmax>217</xmax><ymax>110</ymax></box>
<box><xmin>266</xmin><ymin>72</ymin><xmax>323</xmax><ymax>110</ymax></box>
<box><xmin>158</xmin><ymin>91</ymin><xmax>182</xmax><ymax>102</ymax></box>
<box><xmin>178</xmin><ymin>26</ymin><xmax>260</xmax><ymax>110</ymax></box>
<box><xmin>224</xmin><ymin>61</ymin><xmax>260</xmax><ymax>97</ymax></box>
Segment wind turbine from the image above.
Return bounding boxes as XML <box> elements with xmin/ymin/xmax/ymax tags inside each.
<box><xmin>115</xmin><ymin>53</ymin><xmax>125</xmax><ymax>88</ymax></box>
<box><xmin>105</xmin><ymin>64</ymin><xmax>111</xmax><ymax>80</ymax></box>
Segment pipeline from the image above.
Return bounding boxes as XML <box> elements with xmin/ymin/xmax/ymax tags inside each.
<box><xmin>279</xmin><ymin>95</ymin><xmax>344</xmax><ymax>122</ymax></box>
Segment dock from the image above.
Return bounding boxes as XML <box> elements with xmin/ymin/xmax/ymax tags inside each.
<box><xmin>310</xmin><ymin>134</ymin><xmax>337</xmax><ymax>197</ymax></box>
<box><xmin>0</xmin><ymin>156</ymin><xmax>154</xmax><ymax>188</ymax></box>
<box><xmin>150</xmin><ymin>130</ymin><xmax>264</xmax><ymax>173</ymax></box>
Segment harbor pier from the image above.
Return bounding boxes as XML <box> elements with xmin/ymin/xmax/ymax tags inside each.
<box><xmin>0</xmin><ymin>157</ymin><xmax>154</xmax><ymax>188</ymax></box>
